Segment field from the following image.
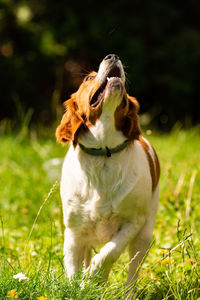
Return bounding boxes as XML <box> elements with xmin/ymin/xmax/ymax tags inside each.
<box><xmin>0</xmin><ymin>125</ymin><xmax>200</xmax><ymax>299</ymax></box>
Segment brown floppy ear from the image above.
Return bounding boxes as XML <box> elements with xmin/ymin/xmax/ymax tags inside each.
<box><xmin>122</xmin><ymin>95</ymin><xmax>141</xmax><ymax>140</ymax></box>
<box><xmin>56</xmin><ymin>98</ymin><xmax>83</xmax><ymax>145</ymax></box>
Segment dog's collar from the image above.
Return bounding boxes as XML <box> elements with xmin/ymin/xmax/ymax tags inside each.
<box><xmin>78</xmin><ymin>140</ymin><xmax>130</xmax><ymax>157</ymax></box>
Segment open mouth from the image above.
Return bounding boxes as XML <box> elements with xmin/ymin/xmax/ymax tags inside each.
<box><xmin>90</xmin><ymin>66</ymin><xmax>122</xmax><ymax>107</ymax></box>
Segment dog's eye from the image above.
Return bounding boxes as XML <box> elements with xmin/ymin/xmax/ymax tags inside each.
<box><xmin>85</xmin><ymin>75</ymin><xmax>95</xmax><ymax>82</ymax></box>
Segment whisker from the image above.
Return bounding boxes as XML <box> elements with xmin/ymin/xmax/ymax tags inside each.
<box><xmin>125</xmin><ymin>74</ymin><xmax>133</xmax><ymax>91</ymax></box>
<box><xmin>122</xmin><ymin>63</ymin><xmax>129</xmax><ymax>70</ymax></box>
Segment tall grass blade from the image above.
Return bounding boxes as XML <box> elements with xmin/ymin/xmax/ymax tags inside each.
<box><xmin>26</xmin><ymin>181</ymin><xmax>58</xmax><ymax>246</ymax></box>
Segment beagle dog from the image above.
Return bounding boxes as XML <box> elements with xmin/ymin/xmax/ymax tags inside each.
<box><xmin>56</xmin><ymin>54</ymin><xmax>160</xmax><ymax>287</ymax></box>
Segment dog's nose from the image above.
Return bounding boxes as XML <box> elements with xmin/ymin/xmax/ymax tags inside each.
<box><xmin>104</xmin><ymin>54</ymin><xmax>119</xmax><ymax>63</ymax></box>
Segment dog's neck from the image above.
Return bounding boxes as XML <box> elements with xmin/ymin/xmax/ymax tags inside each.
<box><xmin>78</xmin><ymin>104</ymin><xmax>126</xmax><ymax>149</ymax></box>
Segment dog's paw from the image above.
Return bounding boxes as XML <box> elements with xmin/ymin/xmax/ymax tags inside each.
<box><xmin>87</xmin><ymin>252</ymin><xmax>111</xmax><ymax>282</ymax></box>
<box><xmin>89</xmin><ymin>253</ymin><xmax>103</xmax><ymax>274</ymax></box>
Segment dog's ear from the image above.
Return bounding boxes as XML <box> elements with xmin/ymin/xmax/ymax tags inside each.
<box><xmin>56</xmin><ymin>98</ymin><xmax>84</xmax><ymax>145</ymax></box>
<box><xmin>122</xmin><ymin>95</ymin><xmax>141</xmax><ymax>140</ymax></box>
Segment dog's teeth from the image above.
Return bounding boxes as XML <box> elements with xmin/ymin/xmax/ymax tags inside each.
<box><xmin>107</xmin><ymin>77</ymin><xmax>116</xmax><ymax>81</ymax></box>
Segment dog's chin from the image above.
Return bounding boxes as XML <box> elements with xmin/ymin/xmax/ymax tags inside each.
<box><xmin>90</xmin><ymin>77</ymin><xmax>124</xmax><ymax>108</ymax></box>
<box><xmin>103</xmin><ymin>78</ymin><xmax>124</xmax><ymax>104</ymax></box>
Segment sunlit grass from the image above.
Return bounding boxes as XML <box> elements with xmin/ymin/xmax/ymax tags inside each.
<box><xmin>0</xmin><ymin>125</ymin><xmax>200</xmax><ymax>299</ymax></box>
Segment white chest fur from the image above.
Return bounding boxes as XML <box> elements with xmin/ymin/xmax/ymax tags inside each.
<box><xmin>61</xmin><ymin>139</ymin><xmax>152</xmax><ymax>245</ymax></box>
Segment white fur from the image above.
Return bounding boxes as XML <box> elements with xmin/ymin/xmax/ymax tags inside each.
<box><xmin>60</xmin><ymin>122</ymin><xmax>159</xmax><ymax>281</ymax></box>
<box><xmin>59</xmin><ymin>58</ymin><xmax>159</xmax><ymax>287</ymax></box>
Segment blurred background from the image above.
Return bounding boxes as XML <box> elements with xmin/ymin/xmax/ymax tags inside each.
<box><xmin>0</xmin><ymin>0</ymin><xmax>200</xmax><ymax>130</ymax></box>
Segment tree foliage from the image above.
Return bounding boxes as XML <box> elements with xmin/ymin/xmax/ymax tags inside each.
<box><xmin>1</xmin><ymin>0</ymin><xmax>200</xmax><ymax>127</ymax></box>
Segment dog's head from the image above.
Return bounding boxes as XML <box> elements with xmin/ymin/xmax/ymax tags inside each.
<box><xmin>56</xmin><ymin>54</ymin><xmax>141</xmax><ymax>145</ymax></box>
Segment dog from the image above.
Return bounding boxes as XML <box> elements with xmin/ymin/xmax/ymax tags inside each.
<box><xmin>56</xmin><ymin>54</ymin><xmax>160</xmax><ymax>287</ymax></box>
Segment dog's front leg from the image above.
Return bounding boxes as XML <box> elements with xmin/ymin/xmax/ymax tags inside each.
<box><xmin>89</xmin><ymin>216</ymin><xmax>145</xmax><ymax>280</ymax></box>
<box><xmin>64</xmin><ymin>228</ymin><xmax>84</xmax><ymax>278</ymax></box>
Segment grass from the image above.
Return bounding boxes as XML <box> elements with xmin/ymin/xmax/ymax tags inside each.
<box><xmin>0</xmin><ymin>124</ymin><xmax>200</xmax><ymax>299</ymax></box>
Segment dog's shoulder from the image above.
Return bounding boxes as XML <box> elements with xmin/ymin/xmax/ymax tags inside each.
<box><xmin>137</xmin><ymin>136</ymin><xmax>160</xmax><ymax>192</ymax></box>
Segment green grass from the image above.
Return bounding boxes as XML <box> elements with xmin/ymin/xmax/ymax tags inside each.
<box><xmin>1</xmin><ymin>125</ymin><xmax>200</xmax><ymax>299</ymax></box>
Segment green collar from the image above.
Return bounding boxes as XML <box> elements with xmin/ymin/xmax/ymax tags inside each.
<box><xmin>78</xmin><ymin>140</ymin><xmax>130</xmax><ymax>157</ymax></box>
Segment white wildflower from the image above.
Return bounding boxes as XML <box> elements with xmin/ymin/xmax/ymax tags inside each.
<box><xmin>13</xmin><ymin>272</ymin><xmax>29</xmax><ymax>282</ymax></box>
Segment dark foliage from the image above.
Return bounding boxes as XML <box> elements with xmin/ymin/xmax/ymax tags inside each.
<box><xmin>0</xmin><ymin>0</ymin><xmax>200</xmax><ymax>128</ymax></box>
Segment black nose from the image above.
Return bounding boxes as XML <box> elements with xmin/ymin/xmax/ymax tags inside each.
<box><xmin>104</xmin><ymin>54</ymin><xmax>119</xmax><ymax>63</ymax></box>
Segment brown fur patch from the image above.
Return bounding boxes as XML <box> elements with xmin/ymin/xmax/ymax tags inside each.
<box><xmin>56</xmin><ymin>71</ymin><xmax>103</xmax><ymax>145</ymax></box>
<box><xmin>56</xmin><ymin>98</ymin><xmax>84</xmax><ymax>145</ymax></box>
<box><xmin>152</xmin><ymin>145</ymin><xmax>160</xmax><ymax>188</ymax></box>
<box><xmin>115</xmin><ymin>95</ymin><xmax>141</xmax><ymax>140</ymax></box>
<box><xmin>139</xmin><ymin>137</ymin><xmax>160</xmax><ymax>191</ymax></box>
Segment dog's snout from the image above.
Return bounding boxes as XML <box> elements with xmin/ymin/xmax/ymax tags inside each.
<box><xmin>104</xmin><ymin>54</ymin><xmax>119</xmax><ymax>63</ymax></box>
<box><xmin>97</xmin><ymin>54</ymin><xmax>125</xmax><ymax>85</ymax></box>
